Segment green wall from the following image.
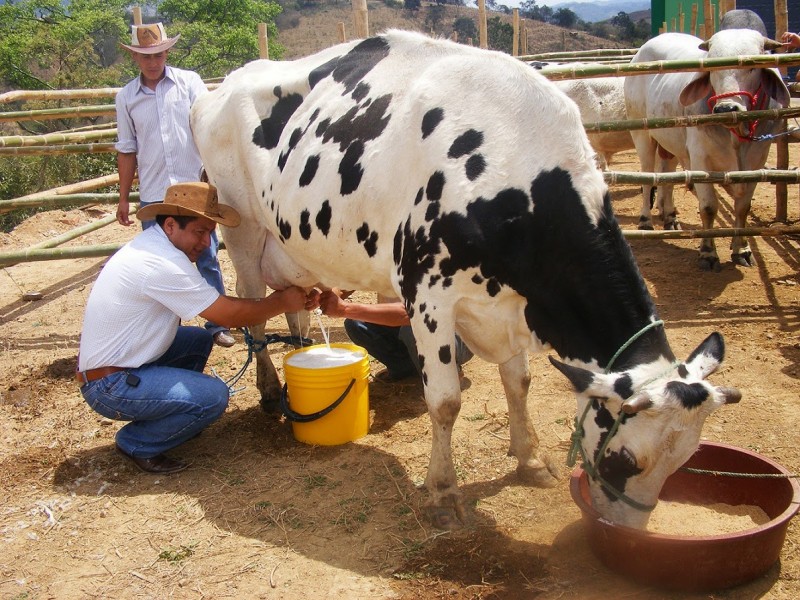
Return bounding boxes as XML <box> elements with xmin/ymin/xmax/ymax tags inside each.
<box><xmin>652</xmin><ymin>0</ymin><xmax>721</xmax><ymax>37</ymax></box>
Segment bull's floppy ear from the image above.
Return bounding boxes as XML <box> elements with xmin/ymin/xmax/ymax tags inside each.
<box><xmin>679</xmin><ymin>73</ymin><xmax>711</xmax><ymax>106</ymax></box>
<box><xmin>761</xmin><ymin>68</ymin><xmax>791</xmax><ymax>108</ymax></box>
<box><xmin>684</xmin><ymin>332</ymin><xmax>724</xmax><ymax>379</ymax></box>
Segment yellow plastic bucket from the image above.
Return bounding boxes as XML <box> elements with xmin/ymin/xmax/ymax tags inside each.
<box><xmin>280</xmin><ymin>343</ymin><xmax>370</xmax><ymax>445</ymax></box>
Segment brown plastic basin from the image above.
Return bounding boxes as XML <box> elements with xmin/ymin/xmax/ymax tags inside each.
<box><xmin>570</xmin><ymin>441</ymin><xmax>800</xmax><ymax>592</ymax></box>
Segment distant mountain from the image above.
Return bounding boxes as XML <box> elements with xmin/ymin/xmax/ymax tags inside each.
<box><xmin>550</xmin><ymin>1</ymin><xmax>650</xmax><ymax>23</ymax></box>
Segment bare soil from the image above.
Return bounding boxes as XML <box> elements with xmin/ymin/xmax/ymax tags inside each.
<box><xmin>1</xmin><ymin>144</ymin><xmax>800</xmax><ymax>600</ymax></box>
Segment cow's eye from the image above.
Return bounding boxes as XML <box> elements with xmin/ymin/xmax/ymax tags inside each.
<box><xmin>620</xmin><ymin>446</ymin><xmax>637</xmax><ymax>468</ymax></box>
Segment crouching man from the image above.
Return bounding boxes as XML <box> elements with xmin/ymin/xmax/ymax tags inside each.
<box><xmin>77</xmin><ymin>182</ymin><xmax>317</xmax><ymax>474</ymax></box>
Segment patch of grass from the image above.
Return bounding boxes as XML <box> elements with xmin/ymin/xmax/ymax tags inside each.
<box><xmin>158</xmin><ymin>544</ymin><xmax>196</xmax><ymax>563</ymax></box>
<box><xmin>463</xmin><ymin>413</ymin><xmax>486</xmax><ymax>422</ymax></box>
<box><xmin>331</xmin><ymin>497</ymin><xmax>373</xmax><ymax>532</ymax></box>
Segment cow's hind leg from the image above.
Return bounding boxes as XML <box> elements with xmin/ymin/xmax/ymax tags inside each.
<box><xmin>696</xmin><ymin>182</ymin><xmax>722</xmax><ymax>271</ymax></box>
<box><xmin>501</xmin><ymin>353</ymin><xmax>559</xmax><ymax>487</ymax></box>
<box><xmin>725</xmin><ymin>182</ymin><xmax>756</xmax><ymax>267</ymax></box>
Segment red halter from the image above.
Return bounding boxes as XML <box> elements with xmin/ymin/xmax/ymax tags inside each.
<box><xmin>706</xmin><ymin>86</ymin><xmax>768</xmax><ymax>142</ymax></box>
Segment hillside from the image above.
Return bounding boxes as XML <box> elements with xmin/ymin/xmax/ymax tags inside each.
<box><xmin>275</xmin><ymin>2</ymin><xmax>630</xmax><ymax>60</ymax></box>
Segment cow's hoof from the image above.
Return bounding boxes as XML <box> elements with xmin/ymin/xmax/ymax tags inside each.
<box><xmin>427</xmin><ymin>506</ymin><xmax>465</xmax><ymax>530</ymax></box>
<box><xmin>259</xmin><ymin>393</ymin><xmax>282</xmax><ymax>414</ymax></box>
<box><xmin>732</xmin><ymin>253</ymin><xmax>754</xmax><ymax>267</ymax></box>
<box><xmin>664</xmin><ymin>220</ymin><xmax>681</xmax><ymax>231</ymax></box>
<box><xmin>517</xmin><ymin>456</ymin><xmax>561</xmax><ymax>488</ymax></box>
<box><xmin>698</xmin><ymin>256</ymin><xmax>722</xmax><ymax>272</ymax></box>
<box><xmin>637</xmin><ymin>221</ymin><xmax>654</xmax><ymax>231</ymax></box>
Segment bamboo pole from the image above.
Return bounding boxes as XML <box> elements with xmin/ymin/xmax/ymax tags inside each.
<box><xmin>691</xmin><ymin>4</ymin><xmax>698</xmax><ymax>36</ymax></box>
<box><xmin>0</xmin><ymin>104</ymin><xmax>115</xmax><ymax>123</ymax></box>
<box><xmin>775</xmin><ymin>0</ymin><xmax>789</xmax><ymax>77</ymax></box>
<box><xmin>521</xmin><ymin>20</ymin><xmax>528</xmax><ymax>55</ymax></box>
<box><xmin>703</xmin><ymin>0</ymin><xmax>713</xmax><ymax>37</ymax></box>
<box><xmin>512</xmin><ymin>9</ymin><xmax>519</xmax><ymax>57</ymax></box>
<box><xmin>520</xmin><ymin>49</ymin><xmax>637</xmax><ymax>61</ymax></box>
<box><xmin>258</xmin><ymin>23</ymin><xmax>269</xmax><ymax>59</ymax></box>
<box><xmin>0</xmin><ymin>193</ymin><xmax>137</xmax><ymax>215</ymax></box>
<box><xmin>337</xmin><ymin>22</ymin><xmax>347</xmax><ymax>43</ymax></box>
<box><xmin>0</xmin><ymin>82</ymin><xmax>217</xmax><ymax>104</ymax></box>
<box><xmin>0</xmin><ymin>243</ymin><xmax>126</xmax><ymax>266</ymax></box>
<box><xmin>13</xmin><ymin>173</ymin><xmax>123</xmax><ymax>200</ymax></box>
<box><xmin>0</xmin><ymin>128</ymin><xmax>117</xmax><ymax>148</ymax></box>
<box><xmin>776</xmin><ymin>120</ymin><xmax>789</xmax><ymax>221</ymax></box>
<box><xmin>537</xmin><ymin>52</ymin><xmax>800</xmax><ymax>81</ymax></box>
<box><xmin>603</xmin><ymin>169</ymin><xmax>800</xmax><ymax>186</ymax></box>
<box><xmin>478</xmin><ymin>0</ymin><xmax>487</xmax><ymax>49</ymax></box>
<box><xmin>133</xmin><ymin>6</ymin><xmax>142</xmax><ymax>26</ymax></box>
<box><xmin>582</xmin><ymin>106</ymin><xmax>800</xmax><ymax>134</ymax></box>
<box><xmin>0</xmin><ymin>143</ymin><xmax>116</xmax><ymax>155</ymax></box>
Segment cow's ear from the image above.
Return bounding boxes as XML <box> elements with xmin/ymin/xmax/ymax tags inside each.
<box><xmin>549</xmin><ymin>356</ymin><xmax>617</xmax><ymax>398</ymax></box>
<box><xmin>698</xmin><ymin>40</ymin><xmax>710</xmax><ymax>51</ymax></box>
<box><xmin>679</xmin><ymin>73</ymin><xmax>711</xmax><ymax>106</ymax></box>
<box><xmin>761</xmin><ymin>67</ymin><xmax>791</xmax><ymax>108</ymax></box>
<box><xmin>683</xmin><ymin>332</ymin><xmax>724</xmax><ymax>380</ymax></box>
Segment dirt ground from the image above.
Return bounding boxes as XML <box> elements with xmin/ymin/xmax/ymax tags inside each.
<box><xmin>2</xmin><ymin>144</ymin><xmax>800</xmax><ymax>600</ymax></box>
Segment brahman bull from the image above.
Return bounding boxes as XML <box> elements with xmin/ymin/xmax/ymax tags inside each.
<box><xmin>192</xmin><ymin>30</ymin><xmax>740</xmax><ymax>529</ymax></box>
<box><xmin>624</xmin><ymin>30</ymin><xmax>789</xmax><ymax>271</ymax></box>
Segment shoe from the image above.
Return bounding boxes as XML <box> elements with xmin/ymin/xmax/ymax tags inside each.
<box><xmin>213</xmin><ymin>330</ymin><xmax>236</xmax><ymax>348</ymax></box>
<box><xmin>374</xmin><ymin>369</ymin><xmax>416</xmax><ymax>383</ymax></box>
<box><xmin>115</xmin><ymin>444</ymin><xmax>189</xmax><ymax>474</ymax></box>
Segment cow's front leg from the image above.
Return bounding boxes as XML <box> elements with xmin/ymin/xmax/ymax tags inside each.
<box><xmin>500</xmin><ymin>353</ymin><xmax>559</xmax><ymax>487</ymax></box>
<box><xmin>657</xmin><ymin>153</ymin><xmax>680</xmax><ymax>230</ymax></box>
<box><xmin>696</xmin><ymin>183</ymin><xmax>722</xmax><ymax>271</ymax></box>
<box><xmin>727</xmin><ymin>182</ymin><xmax>756</xmax><ymax>267</ymax></box>
<box><xmin>248</xmin><ymin>322</ymin><xmax>283</xmax><ymax>411</ymax></box>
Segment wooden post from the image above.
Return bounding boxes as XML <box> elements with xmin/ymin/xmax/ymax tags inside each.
<box><xmin>702</xmin><ymin>0</ymin><xmax>713</xmax><ymax>37</ymax></box>
<box><xmin>691</xmin><ymin>4</ymin><xmax>698</xmax><ymax>36</ymax></box>
<box><xmin>351</xmin><ymin>0</ymin><xmax>369</xmax><ymax>39</ymax></box>
<box><xmin>478</xmin><ymin>0</ymin><xmax>487</xmax><ymax>49</ymax></box>
<box><xmin>698</xmin><ymin>23</ymin><xmax>706</xmax><ymax>39</ymax></box>
<box><xmin>337</xmin><ymin>22</ymin><xmax>347</xmax><ymax>44</ymax></box>
<box><xmin>452</xmin><ymin>31</ymin><xmax>458</xmax><ymax>42</ymax></box>
<box><xmin>512</xmin><ymin>9</ymin><xmax>519</xmax><ymax>57</ymax></box>
<box><xmin>258</xmin><ymin>23</ymin><xmax>269</xmax><ymax>59</ymax></box>
<box><xmin>562</xmin><ymin>29</ymin><xmax>566</xmax><ymax>51</ymax></box>
<box><xmin>521</xmin><ymin>19</ymin><xmax>528</xmax><ymax>55</ymax></box>
<box><xmin>132</xmin><ymin>6</ymin><xmax>142</xmax><ymax>26</ymax></box>
<box><xmin>776</xmin><ymin>120</ymin><xmax>789</xmax><ymax>221</ymax></box>
<box><xmin>660</xmin><ymin>21</ymin><xmax>667</xmax><ymax>34</ymax></box>
<box><xmin>775</xmin><ymin>0</ymin><xmax>789</xmax><ymax>76</ymax></box>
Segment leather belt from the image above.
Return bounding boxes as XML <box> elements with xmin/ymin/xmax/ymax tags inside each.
<box><xmin>76</xmin><ymin>366</ymin><xmax>127</xmax><ymax>385</ymax></box>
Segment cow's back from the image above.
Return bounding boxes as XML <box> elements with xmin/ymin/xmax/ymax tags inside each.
<box><xmin>196</xmin><ymin>31</ymin><xmax>604</xmax><ymax>299</ymax></box>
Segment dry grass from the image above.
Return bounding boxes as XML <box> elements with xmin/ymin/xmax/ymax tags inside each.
<box><xmin>276</xmin><ymin>2</ymin><xmax>628</xmax><ymax>60</ymax></box>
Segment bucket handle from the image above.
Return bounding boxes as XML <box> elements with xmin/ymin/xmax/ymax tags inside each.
<box><xmin>280</xmin><ymin>378</ymin><xmax>356</xmax><ymax>423</ymax></box>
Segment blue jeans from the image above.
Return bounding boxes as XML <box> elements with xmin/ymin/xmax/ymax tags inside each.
<box><xmin>142</xmin><ymin>214</ymin><xmax>227</xmax><ymax>336</ymax></box>
<box><xmin>80</xmin><ymin>326</ymin><xmax>229</xmax><ymax>458</ymax></box>
<box><xmin>344</xmin><ymin>320</ymin><xmax>473</xmax><ymax>378</ymax></box>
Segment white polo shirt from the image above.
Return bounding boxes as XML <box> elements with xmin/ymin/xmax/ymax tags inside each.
<box><xmin>78</xmin><ymin>226</ymin><xmax>220</xmax><ymax>371</ymax></box>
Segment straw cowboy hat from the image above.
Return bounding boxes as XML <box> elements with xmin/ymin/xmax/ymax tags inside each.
<box><xmin>120</xmin><ymin>23</ymin><xmax>180</xmax><ymax>55</ymax></box>
<box><xmin>137</xmin><ymin>182</ymin><xmax>241</xmax><ymax>227</ymax></box>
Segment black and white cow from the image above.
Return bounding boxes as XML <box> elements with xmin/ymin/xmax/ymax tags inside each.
<box><xmin>192</xmin><ymin>30</ymin><xmax>740</xmax><ymax>529</ymax></box>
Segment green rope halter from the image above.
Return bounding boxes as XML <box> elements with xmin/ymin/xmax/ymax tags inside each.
<box><xmin>567</xmin><ymin>320</ymin><xmax>669</xmax><ymax>513</ymax></box>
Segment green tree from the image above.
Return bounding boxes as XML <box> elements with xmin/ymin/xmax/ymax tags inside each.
<box><xmin>552</xmin><ymin>8</ymin><xmax>577</xmax><ymax>29</ymax></box>
<box><xmin>486</xmin><ymin>16</ymin><xmax>513</xmax><ymax>53</ymax></box>
<box><xmin>453</xmin><ymin>16</ymin><xmax>477</xmax><ymax>43</ymax></box>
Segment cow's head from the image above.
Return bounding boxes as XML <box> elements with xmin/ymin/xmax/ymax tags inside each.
<box><xmin>550</xmin><ymin>332</ymin><xmax>741</xmax><ymax>529</ymax></box>
<box><xmin>679</xmin><ymin>29</ymin><xmax>789</xmax><ymax>113</ymax></box>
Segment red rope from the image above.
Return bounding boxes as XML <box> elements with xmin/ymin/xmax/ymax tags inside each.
<box><xmin>706</xmin><ymin>86</ymin><xmax>768</xmax><ymax>142</ymax></box>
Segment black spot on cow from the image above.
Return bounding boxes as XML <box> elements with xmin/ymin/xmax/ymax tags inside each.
<box><xmin>278</xmin><ymin>127</ymin><xmax>303</xmax><ymax>172</ymax></box>
<box><xmin>613</xmin><ymin>373</ymin><xmax>634</xmax><ymax>399</ymax></box>
<box><xmin>426</xmin><ymin>171</ymin><xmax>445</xmax><ymax>201</ymax></box>
<box><xmin>421</xmin><ymin>108</ymin><xmax>444</xmax><ymax>140</ymax></box>
<box><xmin>356</xmin><ymin>222</ymin><xmax>379</xmax><ymax>257</ymax></box>
<box><xmin>465</xmin><ymin>154</ymin><xmax>486</xmax><ymax>181</ymax></box>
<box><xmin>309</xmin><ymin>56</ymin><xmax>339</xmax><ymax>89</ymax></box>
<box><xmin>316</xmin><ymin>200</ymin><xmax>332</xmax><ymax>237</ymax></box>
<box><xmin>439</xmin><ymin>345</ymin><xmax>452</xmax><ymax>364</ymax></box>
<box><xmin>321</xmin><ymin>94</ymin><xmax>392</xmax><ymax>193</ymax></box>
<box><xmin>448</xmin><ymin>129</ymin><xmax>484</xmax><ymax>158</ymax></box>
<box><xmin>419</xmin><ymin>303</ymin><xmax>427</xmax><ymax>313</ymax></box>
<box><xmin>316</xmin><ymin>118</ymin><xmax>331</xmax><ymax>138</ymax></box>
<box><xmin>472</xmin><ymin>274</ymin><xmax>483</xmax><ymax>285</ymax></box>
<box><xmin>414</xmin><ymin>188</ymin><xmax>424</xmax><ymax>205</ymax></box>
<box><xmin>442</xmin><ymin>277</ymin><xmax>452</xmax><ymax>288</ymax></box>
<box><xmin>276</xmin><ymin>210</ymin><xmax>292</xmax><ymax>242</ymax></box>
<box><xmin>424</xmin><ymin>313</ymin><xmax>438</xmax><ymax>333</ymax></box>
<box><xmin>597</xmin><ymin>448</ymin><xmax>643</xmax><ymax>503</ymax></box>
<box><xmin>429</xmin><ymin>274</ymin><xmax>441</xmax><ymax>287</ymax></box>
<box><xmin>252</xmin><ymin>87</ymin><xmax>304</xmax><ymax>150</ymax></box>
<box><xmin>299</xmin><ymin>210</ymin><xmax>312</xmax><ymax>240</ymax></box>
<box><xmin>299</xmin><ymin>154</ymin><xmax>320</xmax><ymax>187</ymax></box>
<box><xmin>261</xmin><ymin>190</ymin><xmax>265</xmax><ymax>198</ymax></box>
<box><xmin>339</xmin><ymin>141</ymin><xmax>365</xmax><ymax>195</ymax></box>
<box><xmin>425</xmin><ymin>201</ymin><xmax>440</xmax><ymax>222</ymax></box>
<box><xmin>486</xmin><ymin>278</ymin><xmax>500</xmax><ymax>296</ymax></box>
<box><xmin>677</xmin><ymin>364</ymin><xmax>689</xmax><ymax>378</ymax></box>
<box><xmin>419</xmin><ymin>355</ymin><xmax>427</xmax><ymax>386</ymax></box>
<box><xmin>309</xmin><ymin>108</ymin><xmax>320</xmax><ymax>124</ymax></box>
<box><xmin>666</xmin><ymin>381</ymin><xmax>709</xmax><ymax>409</ymax></box>
<box><xmin>352</xmin><ymin>81</ymin><xmax>370</xmax><ymax>102</ymax></box>
<box><xmin>331</xmin><ymin>36</ymin><xmax>391</xmax><ymax>95</ymax></box>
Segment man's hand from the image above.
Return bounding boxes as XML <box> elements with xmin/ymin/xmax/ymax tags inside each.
<box><xmin>116</xmin><ymin>199</ymin><xmax>132</xmax><ymax>226</ymax></box>
<box><xmin>319</xmin><ymin>290</ymin><xmax>348</xmax><ymax>318</ymax></box>
<box><xmin>270</xmin><ymin>286</ymin><xmax>316</xmax><ymax>314</ymax></box>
